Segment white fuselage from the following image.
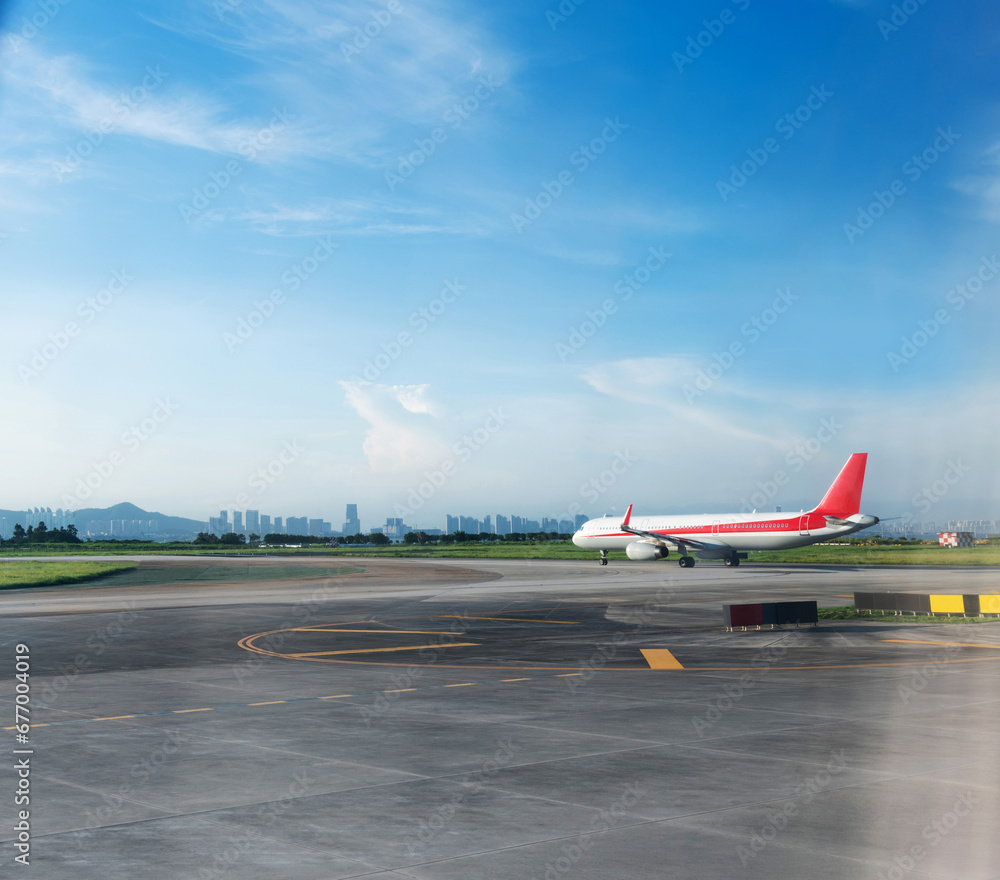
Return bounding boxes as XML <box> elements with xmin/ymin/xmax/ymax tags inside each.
<box><xmin>572</xmin><ymin>510</ymin><xmax>876</xmax><ymax>556</ymax></box>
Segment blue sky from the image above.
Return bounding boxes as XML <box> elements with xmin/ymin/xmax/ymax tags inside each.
<box><xmin>1</xmin><ymin>0</ymin><xmax>997</xmax><ymax>529</ymax></box>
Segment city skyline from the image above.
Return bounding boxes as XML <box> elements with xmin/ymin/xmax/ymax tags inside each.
<box><xmin>4</xmin><ymin>499</ymin><xmax>995</xmax><ymax>543</ymax></box>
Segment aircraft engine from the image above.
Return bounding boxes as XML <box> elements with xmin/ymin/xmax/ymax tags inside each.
<box><xmin>625</xmin><ymin>541</ymin><xmax>668</xmax><ymax>561</ymax></box>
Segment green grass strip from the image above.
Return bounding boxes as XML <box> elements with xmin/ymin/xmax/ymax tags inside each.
<box><xmin>0</xmin><ymin>561</ymin><xmax>138</xmax><ymax>589</ymax></box>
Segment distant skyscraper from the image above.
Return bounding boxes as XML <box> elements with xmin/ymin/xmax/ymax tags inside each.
<box><xmin>261</xmin><ymin>514</ymin><xmax>271</xmax><ymax>534</ymax></box>
<box><xmin>273</xmin><ymin>516</ymin><xmax>283</xmax><ymax>533</ymax></box>
<box><xmin>342</xmin><ymin>503</ymin><xmax>360</xmax><ymax>535</ymax></box>
<box><xmin>234</xmin><ymin>511</ymin><xmax>244</xmax><ymax>533</ymax></box>
<box><xmin>446</xmin><ymin>514</ymin><xmax>459</xmax><ymax>534</ymax></box>
<box><xmin>220</xmin><ymin>510</ymin><xmax>229</xmax><ymax>526</ymax></box>
<box><xmin>495</xmin><ymin>515</ymin><xmax>510</xmax><ymax>536</ymax></box>
<box><xmin>246</xmin><ymin>510</ymin><xmax>260</xmax><ymax>534</ymax></box>
<box><xmin>558</xmin><ymin>520</ymin><xmax>573</xmax><ymax>533</ymax></box>
<box><xmin>574</xmin><ymin>514</ymin><xmax>588</xmax><ymax>529</ymax></box>
<box><xmin>287</xmin><ymin>516</ymin><xmax>307</xmax><ymax>534</ymax></box>
<box><xmin>542</xmin><ymin>517</ymin><xmax>558</xmax><ymax>532</ymax></box>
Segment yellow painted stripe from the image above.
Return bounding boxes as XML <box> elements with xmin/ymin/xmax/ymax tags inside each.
<box><xmin>445</xmin><ymin>682</ymin><xmax>474</xmax><ymax>688</ymax></box>
<box><xmin>501</xmin><ymin>678</ymin><xmax>530</xmax><ymax>682</ymax></box>
<box><xmin>92</xmin><ymin>715</ymin><xmax>136</xmax><ymax>721</ymax></box>
<box><xmin>320</xmin><ymin>694</ymin><xmax>354</xmax><ymax>699</ymax></box>
<box><xmin>385</xmin><ymin>688</ymin><xmax>416</xmax><ymax>694</ymax></box>
<box><xmin>249</xmin><ymin>701</ymin><xmax>286</xmax><ymax>706</ymax></box>
<box><xmin>640</xmin><ymin>649</ymin><xmax>685</xmax><ymax>670</ymax></box>
<box><xmin>929</xmin><ymin>594</ymin><xmax>965</xmax><ymax>613</ymax></box>
<box><xmin>556</xmin><ymin>673</ymin><xmax>582</xmax><ymax>677</ymax></box>
<box><xmin>297</xmin><ymin>629</ymin><xmax>467</xmax><ymax>635</ymax></box>
<box><xmin>441</xmin><ymin>615</ymin><xmax>579</xmax><ymax>625</ymax></box>
<box><xmin>882</xmin><ymin>639</ymin><xmax>1000</xmax><ymax>649</ymax></box>
<box><xmin>3</xmin><ymin>723</ymin><xmax>50</xmax><ymax>730</ymax></box>
<box><xmin>173</xmin><ymin>708</ymin><xmax>213</xmax><ymax>714</ymax></box>
<box><xmin>289</xmin><ymin>642</ymin><xmax>479</xmax><ymax>657</ymax></box>
<box><xmin>980</xmin><ymin>595</ymin><xmax>1000</xmax><ymax>614</ymax></box>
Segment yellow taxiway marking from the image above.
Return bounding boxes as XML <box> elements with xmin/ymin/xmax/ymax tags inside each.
<box><xmin>92</xmin><ymin>715</ymin><xmax>136</xmax><ymax>721</ymax></box>
<box><xmin>445</xmin><ymin>682</ymin><xmax>474</xmax><ymax>688</ymax></box>
<box><xmin>249</xmin><ymin>701</ymin><xmax>286</xmax><ymax>706</ymax></box>
<box><xmin>501</xmin><ymin>678</ymin><xmax>531</xmax><ymax>682</ymax></box>
<box><xmin>881</xmin><ymin>639</ymin><xmax>1000</xmax><ymax>649</ymax></box>
<box><xmin>640</xmin><ymin>649</ymin><xmax>685</xmax><ymax>670</ymax></box>
<box><xmin>296</xmin><ymin>628</ymin><xmax>467</xmax><ymax>635</ymax></box>
<box><xmin>173</xmin><ymin>708</ymin><xmax>213</xmax><ymax>714</ymax></box>
<box><xmin>441</xmin><ymin>615</ymin><xmax>580</xmax><ymax>625</ymax></box>
<box><xmin>288</xmin><ymin>643</ymin><xmax>480</xmax><ymax>657</ymax></box>
<box><xmin>320</xmin><ymin>695</ymin><xmax>354</xmax><ymax>699</ymax></box>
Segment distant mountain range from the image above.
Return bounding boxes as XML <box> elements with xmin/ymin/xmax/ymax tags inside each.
<box><xmin>1</xmin><ymin>503</ymin><xmax>208</xmax><ymax>540</ymax></box>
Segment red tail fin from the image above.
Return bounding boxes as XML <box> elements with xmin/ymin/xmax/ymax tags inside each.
<box><xmin>813</xmin><ymin>453</ymin><xmax>868</xmax><ymax>516</ymax></box>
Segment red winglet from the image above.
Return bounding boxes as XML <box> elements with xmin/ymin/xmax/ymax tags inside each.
<box><xmin>622</xmin><ymin>504</ymin><xmax>633</xmax><ymax>527</ymax></box>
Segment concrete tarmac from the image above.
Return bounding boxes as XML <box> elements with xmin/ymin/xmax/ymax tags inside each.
<box><xmin>1</xmin><ymin>557</ymin><xmax>998</xmax><ymax>879</ymax></box>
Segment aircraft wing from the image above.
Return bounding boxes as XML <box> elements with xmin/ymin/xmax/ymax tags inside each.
<box><xmin>620</xmin><ymin>504</ymin><xmax>731</xmax><ymax>551</ymax></box>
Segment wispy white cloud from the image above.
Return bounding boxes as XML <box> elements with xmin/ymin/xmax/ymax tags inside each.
<box><xmin>340</xmin><ymin>381</ymin><xmax>451</xmax><ymax>475</ymax></box>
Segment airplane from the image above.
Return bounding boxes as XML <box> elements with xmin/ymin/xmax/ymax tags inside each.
<box><xmin>572</xmin><ymin>453</ymin><xmax>879</xmax><ymax>568</ymax></box>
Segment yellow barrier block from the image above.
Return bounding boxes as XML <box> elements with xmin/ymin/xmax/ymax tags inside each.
<box><xmin>929</xmin><ymin>595</ymin><xmax>965</xmax><ymax>614</ymax></box>
<box><xmin>980</xmin><ymin>595</ymin><xmax>1000</xmax><ymax>614</ymax></box>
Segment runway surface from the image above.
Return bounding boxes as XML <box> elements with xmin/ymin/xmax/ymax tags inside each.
<box><xmin>1</xmin><ymin>557</ymin><xmax>999</xmax><ymax>879</ymax></box>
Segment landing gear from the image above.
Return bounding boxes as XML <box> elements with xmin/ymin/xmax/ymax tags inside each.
<box><xmin>599</xmin><ymin>550</ymin><xmax>608</xmax><ymax>566</ymax></box>
<box><xmin>724</xmin><ymin>554</ymin><xmax>741</xmax><ymax>567</ymax></box>
<box><xmin>679</xmin><ymin>556</ymin><xmax>695</xmax><ymax>568</ymax></box>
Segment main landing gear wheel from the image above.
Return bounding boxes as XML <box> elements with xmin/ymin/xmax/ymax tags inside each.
<box><xmin>679</xmin><ymin>556</ymin><xmax>695</xmax><ymax>568</ymax></box>
<box><xmin>599</xmin><ymin>551</ymin><xmax>608</xmax><ymax>566</ymax></box>
<box><xmin>725</xmin><ymin>555</ymin><xmax>741</xmax><ymax>567</ymax></box>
